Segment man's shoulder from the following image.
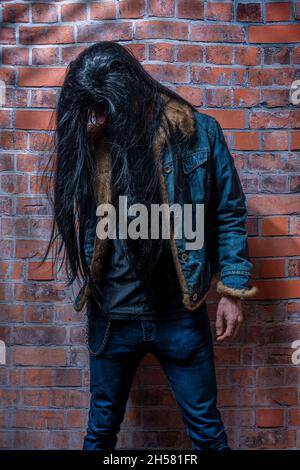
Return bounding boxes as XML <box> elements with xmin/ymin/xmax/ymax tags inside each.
<box><xmin>193</xmin><ymin>109</ymin><xmax>219</xmax><ymax>137</ymax></box>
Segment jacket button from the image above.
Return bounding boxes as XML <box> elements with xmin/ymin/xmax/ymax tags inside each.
<box><xmin>192</xmin><ymin>292</ymin><xmax>198</xmax><ymax>302</ymax></box>
<box><xmin>181</xmin><ymin>252</ymin><xmax>188</xmax><ymax>261</ymax></box>
<box><xmin>164</xmin><ymin>165</ymin><xmax>171</xmax><ymax>173</ymax></box>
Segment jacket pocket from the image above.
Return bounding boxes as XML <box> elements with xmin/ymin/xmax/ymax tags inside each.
<box><xmin>182</xmin><ymin>150</ymin><xmax>209</xmax><ymax>175</ymax></box>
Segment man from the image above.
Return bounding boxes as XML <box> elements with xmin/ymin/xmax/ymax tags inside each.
<box><xmin>43</xmin><ymin>41</ymin><xmax>257</xmax><ymax>450</ymax></box>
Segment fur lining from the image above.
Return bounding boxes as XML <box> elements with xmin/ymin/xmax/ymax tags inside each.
<box><xmin>216</xmin><ymin>281</ymin><xmax>258</xmax><ymax>299</ymax></box>
<box><xmin>153</xmin><ymin>97</ymin><xmax>208</xmax><ymax>311</ymax></box>
<box><xmin>74</xmin><ymin>135</ymin><xmax>112</xmax><ymax>312</ymax></box>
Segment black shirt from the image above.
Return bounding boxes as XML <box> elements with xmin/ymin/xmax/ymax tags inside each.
<box><xmin>97</xmin><ymin>237</ymin><xmax>192</xmax><ymax>321</ymax></box>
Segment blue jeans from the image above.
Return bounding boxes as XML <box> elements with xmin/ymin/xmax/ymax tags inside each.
<box><xmin>82</xmin><ymin>303</ymin><xmax>229</xmax><ymax>450</ymax></box>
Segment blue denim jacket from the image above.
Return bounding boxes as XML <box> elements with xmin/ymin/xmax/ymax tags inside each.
<box><xmin>75</xmin><ymin>108</ymin><xmax>257</xmax><ymax>312</ymax></box>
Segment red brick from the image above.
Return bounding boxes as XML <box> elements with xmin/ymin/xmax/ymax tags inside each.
<box><xmin>20</xmin><ymin>26</ymin><xmax>74</xmax><ymax>44</ymax></box>
<box><xmin>16</xmin><ymin>110</ymin><xmax>55</xmax><ymax>130</ymax></box>
<box><xmin>235</xmin><ymin>46</ymin><xmax>260</xmax><ymax>65</ymax></box>
<box><xmin>13</xmin><ymin>347</ymin><xmax>66</xmax><ymax>366</ymax></box>
<box><xmin>255</xmin><ymin>387</ymin><xmax>297</xmax><ymax>406</ymax></box>
<box><xmin>0</xmin><ymin>154</ymin><xmax>14</xmax><ymax>172</ymax></box>
<box><xmin>61</xmin><ymin>3</ymin><xmax>87</xmax><ymax>22</ymax></box>
<box><xmin>22</xmin><ymin>390</ymin><xmax>50</xmax><ymax>407</ymax></box>
<box><xmin>249</xmin><ymin>25</ymin><xmax>300</xmax><ymax>43</ymax></box>
<box><xmin>206</xmin><ymin>2</ymin><xmax>233</xmax><ymax>21</ymax></box>
<box><xmin>2</xmin><ymin>47</ymin><xmax>29</xmax><ymax>65</ymax></box>
<box><xmin>32</xmin><ymin>47</ymin><xmax>59</xmax><ymax>65</ymax></box>
<box><xmin>262</xmin><ymin>131</ymin><xmax>289</xmax><ymax>150</ymax></box>
<box><xmin>249</xmin><ymin>68</ymin><xmax>294</xmax><ymax>86</ymax></box>
<box><xmin>249</xmin><ymin>237</ymin><xmax>300</xmax><ymax>257</ymax></box>
<box><xmin>206</xmin><ymin>88</ymin><xmax>232</xmax><ymax>108</ymax></box>
<box><xmin>119</xmin><ymin>0</ymin><xmax>145</xmax><ymax>18</ymax></box>
<box><xmin>234</xmin><ymin>132</ymin><xmax>259</xmax><ymax>150</ymax></box>
<box><xmin>248</xmin><ymin>195</ymin><xmax>300</xmax><ymax>216</ymax></box>
<box><xmin>249</xmin><ymin>110</ymin><xmax>300</xmax><ymax>128</ymax></box>
<box><xmin>192</xmin><ymin>66</ymin><xmax>245</xmax><ymax>85</ymax></box>
<box><xmin>262</xmin><ymin>217</ymin><xmax>289</xmax><ymax>236</ymax></box>
<box><xmin>1</xmin><ymin>173</ymin><xmax>27</xmax><ymax>194</ymax></box>
<box><xmin>263</xmin><ymin>90</ymin><xmax>290</xmax><ymax>108</ymax></box>
<box><xmin>0</xmin><ymin>199</ymin><xmax>14</xmax><ymax>217</ymax></box>
<box><xmin>178</xmin><ymin>0</ymin><xmax>204</xmax><ymax>19</ymax></box>
<box><xmin>206</xmin><ymin>46</ymin><xmax>232</xmax><ymax>64</ymax></box>
<box><xmin>1</xmin><ymin>131</ymin><xmax>27</xmax><ymax>150</ymax></box>
<box><xmin>148</xmin><ymin>0</ymin><xmax>175</xmax><ymax>17</ymax></box>
<box><xmin>239</xmin><ymin>429</ymin><xmax>295</xmax><ymax>449</ymax></box>
<box><xmin>234</xmin><ymin>88</ymin><xmax>260</xmax><ymax>107</ymax></box>
<box><xmin>0</xmin><ymin>110</ymin><xmax>13</xmax><ymax>128</ymax></box>
<box><xmin>125</xmin><ymin>43</ymin><xmax>146</xmax><ymax>62</ymax></box>
<box><xmin>288</xmin><ymin>259</ymin><xmax>300</xmax><ymax>276</ymax></box>
<box><xmin>135</xmin><ymin>21</ymin><xmax>188</xmax><ymax>39</ymax></box>
<box><xmin>0</xmin><ymin>27</ymin><xmax>16</xmax><ymax>44</ymax></box>
<box><xmin>252</xmin><ymin>279</ymin><xmax>300</xmax><ymax>300</ymax></box>
<box><xmin>149</xmin><ymin>43</ymin><xmax>176</xmax><ymax>62</ymax></box>
<box><xmin>294</xmin><ymin>45</ymin><xmax>300</xmax><ymax>63</ymax></box>
<box><xmin>258</xmin><ymin>259</ymin><xmax>286</xmax><ymax>278</ymax></box>
<box><xmin>266</xmin><ymin>3</ymin><xmax>291</xmax><ymax>22</ymax></box>
<box><xmin>12</xmin><ymin>326</ymin><xmax>66</xmax><ymax>345</ymax></box>
<box><xmin>32</xmin><ymin>3</ymin><xmax>58</xmax><ymax>22</ymax></box>
<box><xmin>256</xmin><ymin>409</ymin><xmax>285</xmax><ymax>428</ymax></box>
<box><xmin>31</xmin><ymin>89</ymin><xmax>56</xmax><ymax>109</ymax></box>
<box><xmin>177</xmin><ymin>44</ymin><xmax>203</xmax><ymax>62</ymax></box>
<box><xmin>90</xmin><ymin>1</ymin><xmax>117</xmax><ymax>19</ymax></box>
<box><xmin>264</xmin><ymin>46</ymin><xmax>290</xmax><ymax>64</ymax></box>
<box><xmin>290</xmin><ymin>409</ymin><xmax>300</xmax><ymax>426</ymax></box>
<box><xmin>28</xmin><ymin>261</ymin><xmax>54</xmax><ymax>281</ymax></box>
<box><xmin>19</xmin><ymin>67</ymin><xmax>66</xmax><ymax>86</ymax></box>
<box><xmin>144</xmin><ymin>64</ymin><xmax>187</xmax><ymax>83</ymax></box>
<box><xmin>290</xmin><ymin>217</ymin><xmax>300</xmax><ymax>235</ymax></box>
<box><xmin>192</xmin><ymin>24</ymin><xmax>244</xmax><ymax>42</ymax></box>
<box><xmin>14</xmin><ymin>410</ymin><xmax>64</xmax><ymax>428</ymax></box>
<box><xmin>3</xmin><ymin>4</ymin><xmax>29</xmax><ymax>22</ymax></box>
<box><xmin>237</xmin><ymin>3</ymin><xmax>262</xmax><ymax>22</ymax></box>
<box><xmin>176</xmin><ymin>86</ymin><xmax>202</xmax><ymax>106</ymax></box>
<box><xmin>53</xmin><ymin>369</ymin><xmax>82</xmax><ymax>387</ymax></box>
<box><xmin>202</xmin><ymin>109</ymin><xmax>246</xmax><ymax>129</ymax></box>
<box><xmin>291</xmin><ymin>131</ymin><xmax>300</xmax><ymax>150</ymax></box>
<box><xmin>15</xmin><ymin>283</ymin><xmax>66</xmax><ymax>303</ymax></box>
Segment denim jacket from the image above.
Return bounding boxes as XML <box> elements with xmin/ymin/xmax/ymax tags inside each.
<box><xmin>74</xmin><ymin>99</ymin><xmax>257</xmax><ymax>312</ymax></box>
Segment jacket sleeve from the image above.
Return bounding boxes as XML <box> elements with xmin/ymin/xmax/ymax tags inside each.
<box><xmin>208</xmin><ymin>118</ymin><xmax>258</xmax><ymax>300</ymax></box>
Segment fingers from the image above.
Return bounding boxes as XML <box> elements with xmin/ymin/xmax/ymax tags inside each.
<box><xmin>215</xmin><ymin>297</ymin><xmax>244</xmax><ymax>342</ymax></box>
<box><xmin>217</xmin><ymin>317</ymin><xmax>236</xmax><ymax>341</ymax></box>
<box><xmin>216</xmin><ymin>307</ymin><xmax>225</xmax><ymax>338</ymax></box>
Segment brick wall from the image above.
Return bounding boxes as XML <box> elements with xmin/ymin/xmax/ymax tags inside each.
<box><xmin>0</xmin><ymin>0</ymin><xmax>300</xmax><ymax>450</ymax></box>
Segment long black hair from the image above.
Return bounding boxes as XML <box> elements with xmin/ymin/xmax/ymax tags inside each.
<box><xmin>42</xmin><ymin>41</ymin><xmax>197</xmax><ymax>291</ymax></box>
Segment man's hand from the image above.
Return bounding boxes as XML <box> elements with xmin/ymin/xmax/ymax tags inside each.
<box><xmin>216</xmin><ymin>296</ymin><xmax>243</xmax><ymax>342</ymax></box>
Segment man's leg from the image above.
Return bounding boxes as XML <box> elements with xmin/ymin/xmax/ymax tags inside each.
<box><xmin>152</xmin><ymin>307</ymin><xmax>229</xmax><ymax>450</ymax></box>
<box><xmin>83</xmin><ymin>317</ymin><xmax>146</xmax><ymax>450</ymax></box>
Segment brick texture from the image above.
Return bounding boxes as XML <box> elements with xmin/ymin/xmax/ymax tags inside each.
<box><xmin>0</xmin><ymin>0</ymin><xmax>299</xmax><ymax>451</ymax></box>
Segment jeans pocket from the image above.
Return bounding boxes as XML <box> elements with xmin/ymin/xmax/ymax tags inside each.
<box><xmin>86</xmin><ymin>299</ymin><xmax>112</xmax><ymax>357</ymax></box>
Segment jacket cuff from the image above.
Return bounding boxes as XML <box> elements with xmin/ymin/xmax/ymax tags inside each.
<box><xmin>216</xmin><ymin>280</ymin><xmax>258</xmax><ymax>299</ymax></box>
